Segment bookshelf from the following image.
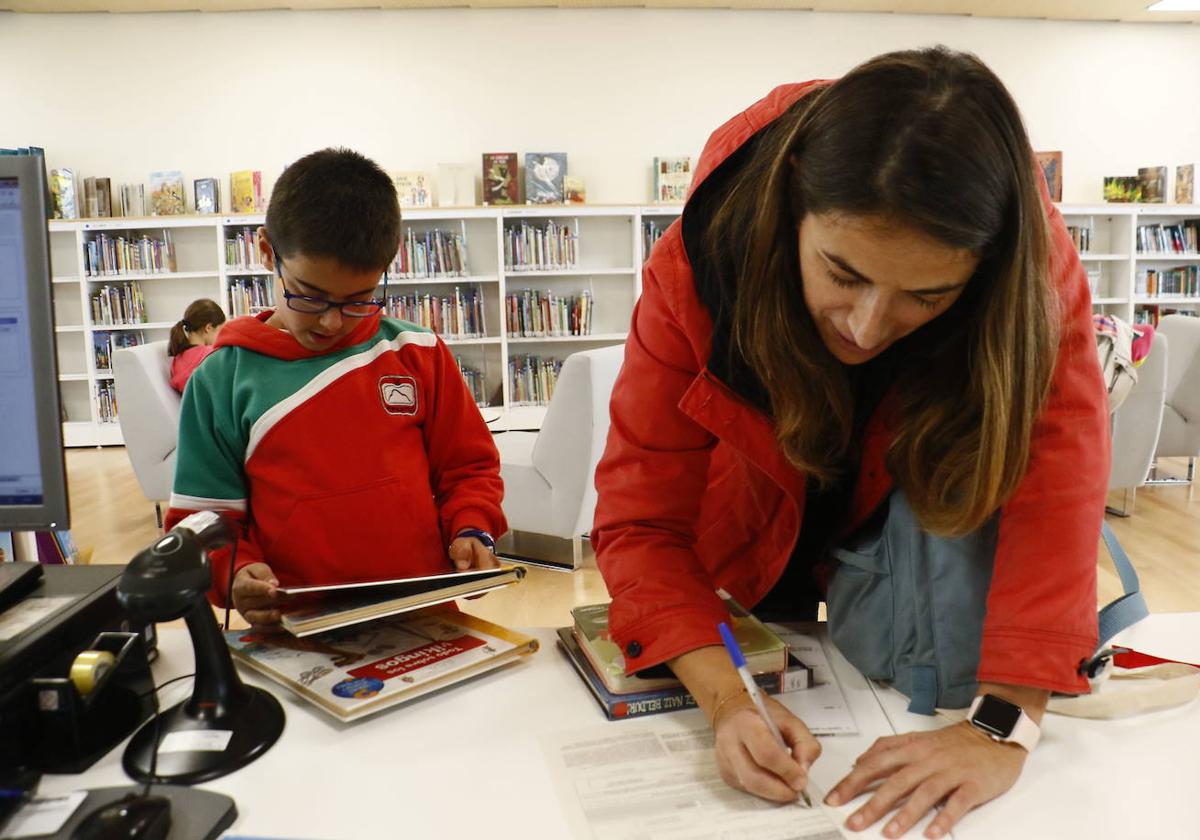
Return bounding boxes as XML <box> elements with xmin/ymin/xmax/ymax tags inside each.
<box><xmin>48</xmin><ymin>205</ymin><xmax>684</xmax><ymax>446</ymax></box>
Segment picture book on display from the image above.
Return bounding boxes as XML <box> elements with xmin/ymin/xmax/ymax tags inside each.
<box><xmin>525</xmin><ymin>153</ymin><xmax>566</xmax><ymax>204</ymax></box>
<box><xmin>563</xmin><ymin>175</ymin><xmax>586</xmax><ymax>204</ymax></box>
<box><xmin>393</xmin><ymin>171</ymin><xmax>433</xmax><ymax>208</ymax></box>
<box><xmin>277</xmin><ymin>565</ymin><xmax>527</xmax><ymax>637</ymax></box>
<box><xmin>482</xmin><ymin>153</ymin><xmax>520</xmax><ymax>204</ymax></box>
<box><xmin>194</xmin><ymin>177</ymin><xmax>220</xmax><ymax>214</ymax></box>
<box><xmin>227</xmin><ymin>608</ymin><xmax>538</xmax><ymax>722</ymax></box>
<box><xmin>437</xmin><ymin>163</ymin><xmax>475</xmax><ymax>207</ymax></box>
<box><xmin>1104</xmin><ymin>176</ymin><xmax>1142</xmax><ymax>203</ymax></box>
<box><xmin>653</xmin><ymin>156</ymin><xmax>692</xmax><ymax>203</ymax></box>
<box><xmin>1138</xmin><ymin>166</ymin><xmax>1168</xmax><ymax>203</ymax></box>
<box><xmin>230</xmin><ymin>170</ymin><xmax>264</xmax><ymax>213</ymax></box>
<box><xmin>148</xmin><ymin>170</ymin><xmax>186</xmax><ymax>216</ymax></box>
<box><xmin>1035</xmin><ymin>151</ymin><xmax>1062</xmax><ymax>202</ymax></box>
<box><xmin>1176</xmin><ymin>165</ymin><xmax>1194</xmax><ymax>205</ymax></box>
<box><xmin>49</xmin><ymin>169</ymin><xmax>79</xmax><ymax>219</ymax></box>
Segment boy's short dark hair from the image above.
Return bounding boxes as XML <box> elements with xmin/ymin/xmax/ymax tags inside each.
<box><xmin>265</xmin><ymin>147</ymin><xmax>400</xmax><ymax>272</ymax></box>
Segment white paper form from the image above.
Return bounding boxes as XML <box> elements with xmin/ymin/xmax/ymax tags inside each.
<box><xmin>769</xmin><ymin>623</ymin><xmax>859</xmax><ymax>736</ymax></box>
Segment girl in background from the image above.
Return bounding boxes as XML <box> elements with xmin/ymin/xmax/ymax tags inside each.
<box><xmin>168</xmin><ymin>298</ymin><xmax>226</xmax><ymax>393</ymax></box>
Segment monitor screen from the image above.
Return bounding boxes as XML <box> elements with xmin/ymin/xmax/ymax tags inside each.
<box><xmin>0</xmin><ymin>156</ymin><xmax>69</xmax><ymax>530</ymax></box>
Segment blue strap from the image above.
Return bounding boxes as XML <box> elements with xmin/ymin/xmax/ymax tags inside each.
<box><xmin>1097</xmin><ymin>521</ymin><xmax>1149</xmax><ymax>648</ymax></box>
<box><xmin>906</xmin><ymin>665</ymin><xmax>938</xmax><ymax>716</ymax></box>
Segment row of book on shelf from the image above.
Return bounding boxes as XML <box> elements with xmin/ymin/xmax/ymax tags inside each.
<box><xmin>92</xmin><ymin>330</ymin><xmax>145</xmax><ymax>371</ymax></box>
<box><xmin>50</xmin><ymin>169</ymin><xmax>265</xmax><ymax>219</ymax></box>
<box><xmin>229</xmin><ymin>277</ymin><xmax>275</xmax><ymax>317</ymax></box>
<box><xmin>90</xmin><ymin>282</ymin><xmax>147</xmax><ymax>326</ymax></box>
<box><xmin>508</xmin><ymin>354</ymin><xmax>562</xmax><ymax>406</ymax></box>
<box><xmin>386</xmin><ymin>288</ymin><xmax>488</xmax><ymax>339</ymax></box>
<box><xmin>1136</xmin><ymin>266</ymin><xmax>1200</xmax><ymax>298</ymax></box>
<box><xmin>0</xmin><ymin>530</ymin><xmax>80</xmax><ymax>565</ymax></box>
<box><xmin>84</xmin><ymin>230</ymin><xmax>177</xmax><ymax>276</ymax></box>
<box><xmin>1133</xmin><ymin>307</ymin><xmax>1200</xmax><ymax>327</ymax></box>
<box><xmin>506</xmin><ymin>289</ymin><xmax>593</xmax><ymax>338</ymax></box>
<box><xmin>226</xmin><ymin>226</ymin><xmax>264</xmax><ymax>270</ymax></box>
<box><xmin>95</xmin><ymin>381</ymin><xmax>117</xmax><ymax>423</ymax></box>
<box><xmin>1136</xmin><ymin>221</ymin><xmax>1200</xmax><ymax>255</ymax></box>
<box><xmin>391</xmin><ymin>229</ymin><xmax>470</xmax><ymax>279</ymax></box>
<box><xmin>504</xmin><ymin>221</ymin><xmax>579</xmax><ymax>271</ymax></box>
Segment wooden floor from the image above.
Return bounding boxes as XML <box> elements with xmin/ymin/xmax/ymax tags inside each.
<box><xmin>64</xmin><ymin>448</ymin><xmax>1200</xmax><ymax>628</ymax></box>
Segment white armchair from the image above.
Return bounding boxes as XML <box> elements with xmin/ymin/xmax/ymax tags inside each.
<box><xmin>1152</xmin><ymin>314</ymin><xmax>1200</xmax><ymax>484</ymax></box>
<box><xmin>1108</xmin><ymin>330</ymin><xmax>1168</xmax><ymax>516</ymax></box>
<box><xmin>493</xmin><ymin>344</ymin><xmax>624</xmax><ymax>569</ymax></box>
<box><xmin>111</xmin><ymin>341</ymin><xmax>181</xmax><ymax>528</ymax></box>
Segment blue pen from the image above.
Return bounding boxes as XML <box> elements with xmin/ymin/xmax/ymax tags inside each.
<box><xmin>718</xmin><ymin>621</ymin><xmax>812</xmax><ymax>808</ymax></box>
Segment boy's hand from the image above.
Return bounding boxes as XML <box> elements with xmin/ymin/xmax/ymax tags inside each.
<box><xmin>449</xmin><ymin>537</ymin><xmax>500</xmax><ymax>571</ymax></box>
<box><xmin>232</xmin><ymin>562</ymin><xmax>282</xmax><ymax>627</ymax></box>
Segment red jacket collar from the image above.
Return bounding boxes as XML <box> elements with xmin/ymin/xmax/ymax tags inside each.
<box><xmin>214</xmin><ymin>310</ymin><xmax>383</xmax><ymax>361</ymax></box>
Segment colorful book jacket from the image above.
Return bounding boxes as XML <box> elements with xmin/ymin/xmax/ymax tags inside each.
<box><xmin>482</xmin><ymin>153</ymin><xmax>520</xmax><ymax>204</ymax></box>
<box><xmin>226</xmin><ymin>608</ymin><xmax>538</xmax><ymax>722</ymax></box>
<box><xmin>148</xmin><ymin>170</ymin><xmax>186</xmax><ymax>216</ymax></box>
<box><xmin>570</xmin><ymin>595</ymin><xmax>787</xmax><ymax>695</ymax></box>
<box><xmin>230</xmin><ymin>170</ymin><xmax>263</xmax><ymax>213</ymax></box>
<box><xmin>392</xmin><ymin>171</ymin><xmax>433</xmax><ymax>208</ymax></box>
<box><xmin>524</xmin><ymin>153</ymin><xmax>566</xmax><ymax>204</ymax></box>
<box><xmin>653</xmin><ymin>156</ymin><xmax>692</xmax><ymax>203</ymax></box>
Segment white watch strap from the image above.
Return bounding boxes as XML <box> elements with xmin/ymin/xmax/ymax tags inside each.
<box><xmin>968</xmin><ymin>695</ymin><xmax>1041</xmax><ymax>752</ymax></box>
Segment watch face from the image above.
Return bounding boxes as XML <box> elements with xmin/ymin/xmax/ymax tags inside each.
<box><xmin>972</xmin><ymin>695</ymin><xmax>1023</xmax><ymax>738</ymax></box>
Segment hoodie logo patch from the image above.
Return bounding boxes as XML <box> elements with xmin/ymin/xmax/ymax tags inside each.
<box><xmin>379</xmin><ymin>376</ymin><xmax>418</xmax><ymax>415</ymax></box>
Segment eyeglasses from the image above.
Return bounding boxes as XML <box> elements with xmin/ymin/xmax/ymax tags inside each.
<box><xmin>274</xmin><ymin>254</ymin><xmax>388</xmax><ymax>318</ymax></box>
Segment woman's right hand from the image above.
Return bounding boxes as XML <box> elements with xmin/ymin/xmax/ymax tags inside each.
<box><xmin>713</xmin><ymin>692</ymin><xmax>822</xmax><ymax>802</ymax></box>
<box><xmin>231</xmin><ymin>562</ymin><xmax>281</xmax><ymax>627</ymax></box>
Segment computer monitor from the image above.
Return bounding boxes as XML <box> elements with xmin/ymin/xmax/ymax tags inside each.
<box><xmin>0</xmin><ymin>155</ymin><xmax>69</xmax><ymax>530</ymax></box>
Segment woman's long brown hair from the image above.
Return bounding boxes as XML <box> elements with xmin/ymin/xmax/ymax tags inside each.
<box><xmin>708</xmin><ymin>47</ymin><xmax>1057</xmax><ymax>536</ymax></box>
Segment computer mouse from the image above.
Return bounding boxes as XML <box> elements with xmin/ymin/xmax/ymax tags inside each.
<box><xmin>71</xmin><ymin>793</ymin><xmax>172</xmax><ymax>840</ymax></box>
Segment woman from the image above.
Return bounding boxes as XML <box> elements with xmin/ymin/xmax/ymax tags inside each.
<box><xmin>168</xmin><ymin>298</ymin><xmax>226</xmax><ymax>393</ymax></box>
<box><xmin>592</xmin><ymin>47</ymin><xmax>1108</xmax><ymax>839</ymax></box>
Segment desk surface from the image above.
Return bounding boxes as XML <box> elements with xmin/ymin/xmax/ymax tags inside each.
<box><xmin>39</xmin><ymin>615</ymin><xmax>1200</xmax><ymax>840</ymax></box>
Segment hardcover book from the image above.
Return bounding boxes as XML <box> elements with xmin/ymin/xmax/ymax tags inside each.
<box><xmin>1104</xmin><ymin>176</ymin><xmax>1142</xmax><ymax>203</ymax></box>
<box><xmin>1176</xmin><ymin>164</ymin><xmax>1194</xmax><ymax>205</ymax></box>
<box><xmin>524</xmin><ymin>153</ymin><xmax>566</xmax><ymax>204</ymax></box>
<box><xmin>230</xmin><ymin>170</ymin><xmax>263</xmax><ymax>213</ymax></box>
<box><xmin>653</xmin><ymin>156</ymin><xmax>692</xmax><ymax>203</ymax></box>
<box><xmin>227</xmin><ymin>608</ymin><xmax>538</xmax><ymax>722</ymax></box>
<box><xmin>393</xmin><ymin>171</ymin><xmax>433</xmax><ymax>208</ymax></box>
<box><xmin>436</xmin><ymin>163</ymin><xmax>475</xmax><ymax>207</ymax></box>
<box><xmin>194</xmin><ymin>177</ymin><xmax>220</xmax><ymax>214</ymax></box>
<box><xmin>148</xmin><ymin>170</ymin><xmax>186</xmax><ymax>216</ymax></box>
<box><xmin>482</xmin><ymin>153</ymin><xmax>519</xmax><ymax>204</ymax></box>
<box><xmin>1138</xmin><ymin>166</ymin><xmax>1168</xmax><ymax>203</ymax></box>
<box><xmin>1035</xmin><ymin>151</ymin><xmax>1062</xmax><ymax>202</ymax></box>
<box><xmin>564</xmin><ymin>175</ymin><xmax>586</xmax><ymax>204</ymax></box>
<box><xmin>570</xmin><ymin>594</ymin><xmax>788</xmax><ymax>695</ymax></box>
<box><xmin>277</xmin><ymin>565</ymin><xmax>527</xmax><ymax>637</ymax></box>
<box><xmin>49</xmin><ymin>169</ymin><xmax>78</xmax><ymax>219</ymax></box>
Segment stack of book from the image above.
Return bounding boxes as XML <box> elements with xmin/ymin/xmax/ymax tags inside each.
<box><xmin>558</xmin><ymin>595</ymin><xmax>811</xmax><ymax>721</ymax></box>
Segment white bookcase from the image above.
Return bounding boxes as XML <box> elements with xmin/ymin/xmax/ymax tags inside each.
<box><xmin>48</xmin><ymin>204</ymin><xmax>684</xmax><ymax>447</ymax></box>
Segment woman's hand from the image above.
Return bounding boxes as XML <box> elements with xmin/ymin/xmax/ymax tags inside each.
<box><xmin>713</xmin><ymin>692</ymin><xmax>822</xmax><ymax>803</ymax></box>
<box><xmin>231</xmin><ymin>562</ymin><xmax>282</xmax><ymax>627</ymax></box>
<box><xmin>449</xmin><ymin>536</ymin><xmax>500</xmax><ymax>570</ymax></box>
<box><xmin>826</xmin><ymin>721</ymin><xmax>1027</xmax><ymax>839</ymax></box>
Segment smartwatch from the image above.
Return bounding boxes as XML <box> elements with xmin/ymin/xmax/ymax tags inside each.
<box><xmin>454</xmin><ymin>528</ymin><xmax>496</xmax><ymax>553</ymax></box>
<box><xmin>967</xmin><ymin>694</ymin><xmax>1041</xmax><ymax>752</ymax></box>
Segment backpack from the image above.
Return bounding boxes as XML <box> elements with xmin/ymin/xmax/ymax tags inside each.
<box><xmin>1093</xmin><ymin>313</ymin><xmax>1138</xmax><ymax>412</ymax></box>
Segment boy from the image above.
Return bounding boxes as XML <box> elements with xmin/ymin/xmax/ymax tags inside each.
<box><xmin>164</xmin><ymin>148</ymin><xmax>505</xmax><ymax>627</ymax></box>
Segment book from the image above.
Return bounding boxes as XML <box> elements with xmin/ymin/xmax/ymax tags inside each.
<box><xmin>0</xmin><ymin>531</ymin><xmax>13</xmax><ymax>563</ymax></box>
<box><xmin>1176</xmin><ymin>164</ymin><xmax>1194</xmax><ymax>204</ymax></box>
<box><xmin>563</xmin><ymin>175</ymin><xmax>586</xmax><ymax>204</ymax></box>
<box><xmin>148</xmin><ymin>170</ymin><xmax>186</xmax><ymax>215</ymax></box>
<box><xmin>95</xmin><ymin>177</ymin><xmax>113</xmax><ymax>217</ymax></box>
<box><xmin>1104</xmin><ymin>176</ymin><xmax>1142</xmax><ymax>203</ymax></box>
<box><xmin>49</xmin><ymin>169</ymin><xmax>78</xmax><ymax>219</ymax></box>
<box><xmin>653</xmin><ymin>156</ymin><xmax>692</xmax><ymax>203</ymax></box>
<box><xmin>525</xmin><ymin>153</ymin><xmax>566</xmax><ymax>204</ymax></box>
<box><xmin>230</xmin><ymin>170</ymin><xmax>263</xmax><ymax>213</ymax></box>
<box><xmin>436</xmin><ymin>163</ymin><xmax>475</xmax><ymax>207</ymax></box>
<box><xmin>1138</xmin><ymin>166</ymin><xmax>1168</xmax><ymax>203</ymax></box>
<box><xmin>83</xmin><ymin>176</ymin><xmax>99</xmax><ymax>218</ymax></box>
<box><xmin>1035</xmin><ymin>151</ymin><xmax>1062</xmax><ymax>202</ymax></box>
<box><xmin>194</xmin><ymin>177</ymin><xmax>220</xmax><ymax>214</ymax></box>
<box><xmin>120</xmin><ymin>183</ymin><xmax>145</xmax><ymax>217</ymax></box>
<box><xmin>482</xmin><ymin>153</ymin><xmax>519</xmax><ymax>205</ymax></box>
<box><xmin>226</xmin><ymin>608</ymin><xmax>538</xmax><ymax>723</ymax></box>
<box><xmin>277</xmin><ymin>565</ymin><xmax>527</xmax><ymax>637</ymax></box>
<box><xmin>570</xmin><ymin>594</ymin><xmax>788</xmax><ymax>695</ymax></box>
<box><xmin>392</xmin><ymin>171</ymin><xmax>433</xmax><ymax>208</ymax></box>
<box><xmin>556</xmin><ymin>628</ymin><xmax>797</xmax><ymax>722</ymax></box>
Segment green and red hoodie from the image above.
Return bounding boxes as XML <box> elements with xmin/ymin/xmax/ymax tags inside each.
<box><xmin>164</xmin><ymin>311</ymin><xmax>506</xmax><ymax>605</ymax></box>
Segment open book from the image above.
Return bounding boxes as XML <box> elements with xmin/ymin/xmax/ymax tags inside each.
<box><xmin>226</xmin><ymin>608</ymin><xmax>538</xmax><ymax>722</ymax></box>
<box><xmin>277</xmin><ymin>565</ymin><xmax>526</xmax><ymax>637</ymax></box>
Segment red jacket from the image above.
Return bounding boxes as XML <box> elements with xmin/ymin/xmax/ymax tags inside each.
<box><xmin>593</xmin><ymin>82</ymin><xmax>1109</xmax><ymax>695</ymax></box>
<box><xmin>169</xmin><ymin>344</ymin><xmax>216</xmax><ymax>393</ymax></box>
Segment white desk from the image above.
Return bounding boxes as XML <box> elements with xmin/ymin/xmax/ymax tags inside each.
<box><xmin>38</xmin><ymin>615</ymin><xmax>1200</xmax><ymax>839</ymax></box>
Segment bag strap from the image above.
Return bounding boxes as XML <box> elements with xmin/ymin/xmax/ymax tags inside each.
<box><xmin>1096</xmin><ymin>521</ymin><xmax>1149</xmax><ymax>650</ymax></box>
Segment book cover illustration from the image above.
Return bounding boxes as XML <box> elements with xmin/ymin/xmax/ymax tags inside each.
<box><xmin>49</xmin><ymin>169</ymin><xmax>78</xmax><ymax>219</ymax></box>
<box><xmin>1035</xmin><ymin>151</ymin><xmax>1062</xmax><ymax>202</ymax></box>
<box><xmin>564</xmin><ymin>175</ymin><xmax>586</xmax><ymax>204</ymax></box>
<box><xmin>226</xmin><ymin>609</ymin><xmax>538</xmax><ymax>722</ymax></box>
<box><xmin>1138</xmin><ymin>166</ymin><xmax>1168</xmax><ymax>203</ymax></box>
<box><xmin>524</xmin><ymin>153</ymin><xmax>566</xmax><ymax>204</ymax></box>
<box><xmin>482</xmin><ymin>153</ymin><xmax>519</xmax><ymax>205</ymax></box>
<box><xmin>393</xmin><ymin>171</ymin><xmax>433</xmax><ymax>208</ymax></box>
<box><xmin>1176</xmin><ymin>165</ymin><xmax>1194</xmax><ymax>205</ymax></box>
<box><xmin>148</xmin><ymin>170</ymin><xmax>186</xmax><ymax>216</ymax></box>
<box><xmin>230</xmin><ymin>170</ymin><xmax>263</xmax><ymax>213</ymax></box>
<box><xmin>653</xmin><ymin>156</ymin><xmax>692</xmax><ymax>203</ymax></box>
<box><xmin>194</xmin><ymin>177</ymin><xmax>220</xmax><ymax>214</ymax></box>
<box><xmin>437</xmin><ymin>163</ymin><xmax>475</xmax><ymax>207</ymax></box>
<box><xmin>0</xmin><ymin>531</ymin><xmax>13</xmax><ymax>563</ymax></box>
<box><xmin>1104</xmin><ymin>176</ymin><xmax>1142</xmax><ymax>203</ymax></box>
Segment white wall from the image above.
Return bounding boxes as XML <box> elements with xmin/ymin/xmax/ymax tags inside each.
<box><xmin>1</xmin><ymin>8</ymin><xmax>1198</xmax><ymax>205</ymax></box>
